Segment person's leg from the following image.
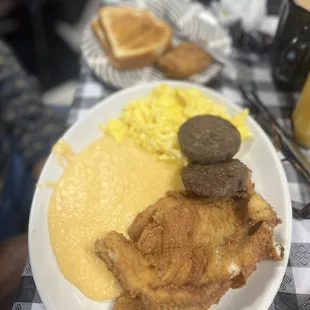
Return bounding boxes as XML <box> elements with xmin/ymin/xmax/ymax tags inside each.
<box><xmin>0</xmin><ymin>151</ymin><xmax>33</xmax><ymax>309</ymax></box>
<box><xmin>0</xmin><ymin>234</ymin><xmax>28</xmax><ymax>310</ymax></box>
<box><xmin>0</xmin><ymin>151</ymin><xmax>35</xmax><ymax>241</ymax></box>
<box><xmin>0</xmin><ymin>155</ymin><xmax>21</xmax><ymax>241</ymax></box>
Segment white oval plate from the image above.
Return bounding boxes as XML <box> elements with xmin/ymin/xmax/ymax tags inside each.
<box><xmin>29</xmin><ymin>81</ymin><xmax>292</xmax><ymax>310</ymax></box>
<box><xmin>81</xmin><ymin>0</ymin><xmax>232</xmax><ymax>89</ymax></box>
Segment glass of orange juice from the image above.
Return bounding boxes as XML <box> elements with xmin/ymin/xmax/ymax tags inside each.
<box><xmin>293</xmin><ymin>73</ymin><xmax>310</xmax><ymax>148</ymax></box>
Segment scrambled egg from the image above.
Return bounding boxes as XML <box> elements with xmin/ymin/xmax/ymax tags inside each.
<box><xmin>103</xmin><ymin>84</ymin><xmax>252</xmax><ymax>165</ymax></box>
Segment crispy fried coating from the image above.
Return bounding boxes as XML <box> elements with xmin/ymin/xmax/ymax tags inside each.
<box><xmin>248</xmin><ymin>193</ymin><xmax>282</xmax><ymax>228</ymax></box>
<box><xmin>95</xmin><ymin>191</ymin><xmax>283</xmax><ymax>309</ymax></box>
<box><xmin>113</xmin><ymin>295</ymin><xmax>145</xmax><ymax>310</ymax></box>
<box><xmin>113</xmin><ymin>294</ymin><xmax>212</xmax><ymax>310</ymax></box>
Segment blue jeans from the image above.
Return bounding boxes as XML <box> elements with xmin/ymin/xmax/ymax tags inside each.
<box><xmin>0</xmin><ymin>152</ymin><xmax>35</xmax><ymax>241</ymax></box>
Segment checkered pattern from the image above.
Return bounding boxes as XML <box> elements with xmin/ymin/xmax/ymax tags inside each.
<box><xmin>13</xmin><ymin>50</ymin><xmax>310</xmax><ymax>310</ymax></box>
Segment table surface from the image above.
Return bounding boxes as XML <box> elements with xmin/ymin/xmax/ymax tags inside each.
<box><xmin>13</xmin><ymin>25</ymin><xmax>310</xmax><ymax>310</ymax></box>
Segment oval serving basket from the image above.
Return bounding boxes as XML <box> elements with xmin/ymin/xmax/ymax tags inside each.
<box><xmin>81</xmin><ymin>0</ymin><xmax>232</xmax><ymax>89</ymax></box>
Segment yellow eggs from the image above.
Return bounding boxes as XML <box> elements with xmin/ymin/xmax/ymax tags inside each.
<box><xmin>104</xmin><ymin>84</ymin><xmax>252</xmax><ymax>165</ymax></box>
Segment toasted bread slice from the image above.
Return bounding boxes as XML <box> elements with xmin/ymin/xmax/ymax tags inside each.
<box><xmin>91</xmin><ymin>18</ymin><xmax>125</xmax><ymax>69</ymax></box>
<box><xmin>96</xmin><ymin>6</ymin><xmax>172</xmax><ymax>69</ymax></box>
<box><xmin>157</xmin><ymin>42</ymin><xmax>213</xmax><ymax>78</ymax></box>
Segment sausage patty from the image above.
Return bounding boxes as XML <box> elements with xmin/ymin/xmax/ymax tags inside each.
<box><xmin>181</xmin><ymin>159</ymin><xmax>248</xmax><ymax>197</ymax></box>
<box><xmin>178</xmin><ymin>115</ymin><xmax>241</xmax><ymax>164</ymax></box>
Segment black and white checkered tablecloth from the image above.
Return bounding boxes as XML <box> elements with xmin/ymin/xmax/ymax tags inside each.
<box><xmin>13</xmin><ymin>51</ymin><xmax>310</xmax><ymax>310</ymax></box>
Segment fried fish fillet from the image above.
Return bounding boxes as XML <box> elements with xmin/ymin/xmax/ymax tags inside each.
<box><xmin>113</xmin><ymin>295</ymin><xmax>145</xmax><ymax>310</ymax></box>
<box><xmin>95</xmin><ymin>191</ymin><xmax>283</xmax><ymax>309</ymax></box>
<box><xmin>114</xmin><ymin>295</ymin><xmax>208</xmax><ymax>310</ymax></box>
<box><xmin>157</xmin><ymin>42</ymin><xmax>213</xmax><ymax>78</ymax></box>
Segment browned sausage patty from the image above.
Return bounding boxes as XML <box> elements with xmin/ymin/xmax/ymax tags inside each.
<box><xmin>178</xmin><ymin>115</ymin><xmax>241</xmax><ymax>164</ymax></box>
<box><xmin>181</xmin><ymin>159</ymin><xmax>248</xmax><ymax>197</ymax></box>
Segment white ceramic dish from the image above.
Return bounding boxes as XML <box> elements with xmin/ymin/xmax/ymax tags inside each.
<box><xmin>29</xmin><ymin>81</ymin><xmax>292</xmax><ymax>310</ymax></box>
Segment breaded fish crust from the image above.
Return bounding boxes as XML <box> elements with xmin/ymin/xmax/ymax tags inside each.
<box><xmin>95</xmin><ymin>191</ymin><xmax>283</xmax><ymax>310</ymax></box>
